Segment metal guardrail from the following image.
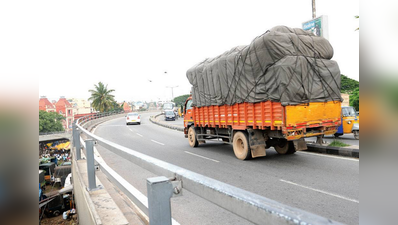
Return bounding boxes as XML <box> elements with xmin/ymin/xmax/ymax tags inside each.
<box><xmin>73</xmin><ymin>112</ymin><xmax>343</xmax><ymax>225</ymax></box>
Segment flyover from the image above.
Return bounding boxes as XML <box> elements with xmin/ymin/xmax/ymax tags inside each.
<box><xmin>66</xmin><ymin>111</ymin><xmax>356</xmax><ymax>224</ymax></box>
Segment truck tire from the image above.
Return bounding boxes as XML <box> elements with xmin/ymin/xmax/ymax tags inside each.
<box><xmin>188</xmin><ymin>126</ymin><xmax>199</xmax><ymax>147</ymax></box>
<box><xmin>353</xmin><ymin>130</ymin><xmax>359</xmax><ymax>140</ymax></box>
<box><xmin>334</xmin><ymin>133</ymin><xmax>341</xmax><ymax>138</ymax></box>
<box><xmin>274</xmin><ymin>139</ymin><xmax>296</xmax><ymax>155</ymax></box>
<box><xmin>232</xmin><ymin>131</ymin><xmax>252</xmax><ymax>160</ymax></box>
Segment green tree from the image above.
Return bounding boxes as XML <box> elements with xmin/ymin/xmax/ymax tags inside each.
<box><xmin>341</xmin><ymin>74</ymin><xmax>359</xmax><ymax>94</ymax></box>
<box><xmin>173</xmin><ymin>94</ymin><xmax>190</xmax><ymax>107</ymax></box>
<box><xmin>39</xmin><ymin>110</ymin><xmax>65</xmax><ymax>133</ymax></box>
<box><xmin>350</xmin><ymin>87</ymin><xmax>359</xmax><ymax>111</ymax></box>
<box><xmin>88</xmin><ymin>82</ymin><xmax>116</xmax><ymax>112</ymax></box>
<box><xmin>112</xmin><ymin>101</ymin><xmax>123</xmax><ymax>112</ymax></box>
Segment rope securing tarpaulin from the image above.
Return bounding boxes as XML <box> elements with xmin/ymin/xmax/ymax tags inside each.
<box><xmin>186</xmin><ymin>26</ymin><xmax>342</xmax><ymax>107</ymax></box>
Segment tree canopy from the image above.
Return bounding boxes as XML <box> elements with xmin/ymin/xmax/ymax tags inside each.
<box><xmin>39</xmin><ymin>110</ymin><xmax>65</xmax><ymax>133</ymax></box>
<box><xmin>88</xmin><ymin>82</ymin><xmax>116</xmax><ymax>112</ymax></box>
<box><xmin>341</xmin><ymin>74</ymin><xmax>359</xmax><ymax>94</ymax></box>
<box><xmin>349</xmin><ymin>87</ymin><xmax>359</xmax><ymax>111</ymax></box>
<box><xmin>173</xmin><ymin>94</ymin><xmax>190</xmax><ymax>107</ymax></box>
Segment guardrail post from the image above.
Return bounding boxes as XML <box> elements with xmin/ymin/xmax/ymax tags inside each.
<box><xmin>85</xmin><ymin>139</ymin><xmax>97</xmax><ymax>191</ymax></box>
<box><xmin>147</xmin><ymin>176</ymin><xmax>173</xmax><ymax>225</ymax></box>
<box><xmin>73</xmin><ymin>123</ymin><xmax>81</xmax><ymax>160</ymax></box>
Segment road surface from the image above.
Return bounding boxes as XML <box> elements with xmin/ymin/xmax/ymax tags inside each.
<box><xmin>94</xmin><ymin>112</ymin><xmax>359</xmax><ymax>225</ymax></box>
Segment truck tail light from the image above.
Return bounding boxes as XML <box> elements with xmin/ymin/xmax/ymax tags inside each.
<box><xmin>127</xmin><ymin>117</ymin><xmax>129</xmax><ymax>120</ymax></box>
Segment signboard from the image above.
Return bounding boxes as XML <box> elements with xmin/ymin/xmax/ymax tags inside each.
<box><xmin>302</xmin><ymin>15</ymin><xmax>329</xmax><ymax>40</ymax></box>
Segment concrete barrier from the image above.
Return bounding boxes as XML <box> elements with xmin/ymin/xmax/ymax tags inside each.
<box><xmin>72</xmin><ymin>149</ymin><xmax>102</xmax><ymax>225</ymax></box>
<box><xmin>72</xmin><ymin>112</ymin><xmax>130</xmax><ymax>225</ymax></box>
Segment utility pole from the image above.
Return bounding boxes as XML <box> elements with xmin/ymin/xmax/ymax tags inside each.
<box><xmin>312</xmin><ymin>0</ymin><xmax>316</xmax><ymax>19</ymax></box>
<box><xmin>166</xmin><ymin>85</ymin><xmax>178</xmax><ymax>100</ymax></box>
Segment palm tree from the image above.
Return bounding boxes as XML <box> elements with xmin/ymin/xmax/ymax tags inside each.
<box><xmin>88</xmin><ymin>82</ymin><xmax>116</xmax><ymax>112</ymax></box>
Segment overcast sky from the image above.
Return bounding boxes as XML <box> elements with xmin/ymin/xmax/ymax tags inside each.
<box><xmin>2</xmin><ymin>0</ymin><xmax>359</xmax><ymax>103</ymax></box>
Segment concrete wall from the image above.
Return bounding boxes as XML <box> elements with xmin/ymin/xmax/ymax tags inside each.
<box><xmin>72</xmin><ymin>146</ymin><xmax>102</xmax><ymax>225</ymax></box>
<box><xmin>72</xmin><ymin>113</ymin><xmax>126</xmax><ymax>225</ymax></box>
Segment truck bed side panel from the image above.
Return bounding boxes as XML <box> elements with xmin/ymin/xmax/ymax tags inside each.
<box><xmin>192</xmin><ymin>101</ymin><xmax>341</xmax><ymax>140</ymax></box>
<box><xmin>193</xmin><ymin>102</ymin><xmax>283</xmax><ymax>129</ymax></box>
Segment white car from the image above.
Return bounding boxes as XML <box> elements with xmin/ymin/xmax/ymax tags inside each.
<box><xmin>126</xmin><ymin>112</ymin><xmax>141</xmax><ymax>125</ymax></box>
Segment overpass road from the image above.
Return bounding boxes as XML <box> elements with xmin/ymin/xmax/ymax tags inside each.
<box><xmin>93</xmin><ymin>112</ymin><xmax>359</xmax><ymax>225</ymax></box>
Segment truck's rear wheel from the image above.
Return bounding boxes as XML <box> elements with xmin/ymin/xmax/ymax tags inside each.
<box><xmin>274</xmin><ymin>139</ymin><xmax>295</xmax><ymax>155</ymax></box>
<box><xmin>353</xmin><ymin>130</ymin><xmax>359</xmax><ymax>140</ymax></box>
<box><xmin>188</xmin><ymin>126</ymin><xmax>199</xmax><ymax>147</ymax></box>
<box><xmin>232</xmin><ymin>131</ymin><xmax>252</xmax><ymax>160</ymax></box>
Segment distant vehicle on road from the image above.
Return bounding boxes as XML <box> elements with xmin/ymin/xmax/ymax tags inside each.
<box><xmin>334</xmin><ymin>106</ymin><xmax>359</xmax><ymax>139</ymax></box>
<box><xmin>164</xmin><ymin>110</ymin><xmax>176</xmax><ymax>121</ymax></box>
<box><xmin>126</xmin><ymin>112</ymin><xmax>141</xmax><ymax>125</ymax></box>
<box><xmin>162</xmin><ymin>102</ymin><xmax>175</xmax><ymax>114</ymax></box>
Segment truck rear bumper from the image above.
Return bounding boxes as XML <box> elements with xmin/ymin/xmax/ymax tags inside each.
<box><xmin>284</xmin><ymin>123</ymin><xmax>339</xmax><ymax>140</ymax></box>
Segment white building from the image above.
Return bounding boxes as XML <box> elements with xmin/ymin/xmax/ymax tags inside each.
<box><xmin>68</xmin><ymin>98</ymin><xmax>93</xmax><ymax>115</ymax></box>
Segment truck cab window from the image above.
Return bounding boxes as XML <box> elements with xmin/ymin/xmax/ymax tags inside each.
<box><xmin>186</xmin><ymin>100</ymin><xmax>193</xmax><ymax>110</ymax></box>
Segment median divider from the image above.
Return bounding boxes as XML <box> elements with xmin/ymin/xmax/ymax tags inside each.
<box><xmin>149</xmin><ymin>114</ymin><xmax>184</xmax><ymax>132</ymax></box>
<box><xmin>306</xmin><ymin>143</ymin><xmax>359</xmax><ymax>158</ymax></box>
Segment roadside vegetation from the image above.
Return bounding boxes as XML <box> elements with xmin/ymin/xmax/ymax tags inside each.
<box><xmin>341</xmin><ymin>74</ymin><xmax>359</xmax><ymax>111</ymax></box>
<box><xmin>328</xmin><ymin>140</ymin><xmax>350</xmax><ymax>147</ymax></box>
<box><xmin>88</xmin><ymin>82</ymin><xmax>119</xmax><ymax>112</ymax></box>
<box><xmin>173</xmin><ymin>94</ymin><xmax>190</xmax><ymax>108</ymax></box>
<box><xmin>39</xmin><ymin>111</ymin><xmax>65</xmax><ymax>133</ymax></box>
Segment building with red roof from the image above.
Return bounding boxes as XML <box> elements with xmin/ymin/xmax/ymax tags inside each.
<box><xmin>55</xmin><ymin>96</ymin><xmax>74</xmax><ymax>130</ymax></box>
<box><xmin>122</xmin><ymin>102</ymin><xmax>132</xmax><ymax>113</ymax></box>
<box><xmin>39</xmin><ymin>96</ymin><xmax>56</xmax><ymax>112</ymax></box>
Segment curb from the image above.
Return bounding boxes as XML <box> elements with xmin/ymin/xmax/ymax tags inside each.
<box><xmin>149</xmin><ymin>114</ymin><xmax>184</xmax><ymax>132</ymax></box>
<box><xmin>149</xmin><ymin>115</ymin><xmax>359</xmax><ymax>159</ymax></box>
<box><xmin>306</xmin><ymin>144</ymin><xmax>359</xmax><ymax>158</ymax></box>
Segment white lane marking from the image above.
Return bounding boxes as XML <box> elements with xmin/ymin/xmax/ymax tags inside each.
<box><xmin>280</xmin><ymin>179</ymin><xmax>359</xmax><ymax>203</ymax></box>
<box><xmin>184</xmin><ymin>151</ymin><xmax>220</xmax><ymax>163</ymax></box>
<box><xmin>151</xmin><ymin>140</ymin><xmax>165</xmax><ymax>145</ymax></box>
<box><xmin>136</xmin><ymin>133</ymin><xmax>143</xmax><ymax>137</ymax></box>
<box><xmin>297</xmin><ymin>151</ymin><xmax>359</xmax><ymax>162</ymax></box>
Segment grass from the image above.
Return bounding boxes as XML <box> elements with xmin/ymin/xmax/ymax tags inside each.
<box><xmin>328</xmin><ymin>140</ymin><xmax>350</xmax><ymax>147</ymax></box>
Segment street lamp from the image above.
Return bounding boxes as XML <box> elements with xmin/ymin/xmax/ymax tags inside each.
<box><xmin>312</xmin><ymin>0</ymin><xmax>316</xmax><ymax>19</ymax></box>
<box><xmin>164</xmin><ymin>71</ymin><xmax>179</xmax><ymax>101</ymax></box>
<box><xmin>166</xmin><ymin>85</ymin><xmax>178</xmax><ymax>100</ymax></box>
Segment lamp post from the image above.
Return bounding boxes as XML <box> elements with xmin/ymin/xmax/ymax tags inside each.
<box><xmin>166</xmin><ymin>85</ymin><xmax>178</xmax><ymax>101</ymax></box>
<box><xmin>312</xmin><ymin>0</ymin><xmax>316</xmax><ymax>19</ymax></box>
<box><xmin>164</xmin><ymin>71</ymin><xmax>179</xmax><ymax>101</ymax></box>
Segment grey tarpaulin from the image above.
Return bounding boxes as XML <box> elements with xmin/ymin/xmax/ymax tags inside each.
<box><xmin>186</xmin><ymin>26</ymin><xmax>342</xmax><ymax>107</ymax></box>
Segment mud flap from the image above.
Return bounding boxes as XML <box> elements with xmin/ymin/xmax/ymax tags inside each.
<box><xmin>247</xmin><ymin>129</ymin><xmax>266</xmax><ymax>158</ymax></box>
<box><xmin>251</xmin><ymin>145</ymin><xmax>266</xmax><ymax>158</ymax></box>
<box><xmin>293</xmin><ymin>138</ymin><xmax>307</xmax><ymax>151</ymax></box>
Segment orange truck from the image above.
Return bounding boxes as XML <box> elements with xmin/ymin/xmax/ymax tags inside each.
<box><xmin>183</xmin><ymin>26</ymin><xmax>342</xmax><ymax>160</ymax></box>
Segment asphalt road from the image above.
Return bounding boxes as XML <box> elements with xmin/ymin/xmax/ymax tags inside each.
<box><xmin>94</xmin><ymin>112</ymin><xmax>359</xmax><ymax>225</ymax></box>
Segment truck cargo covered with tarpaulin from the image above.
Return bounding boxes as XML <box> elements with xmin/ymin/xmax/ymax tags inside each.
<box><xmin>187</xmin><ymin>26</ymin><xmax>342</xmax><ymax>107</ymax></box>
